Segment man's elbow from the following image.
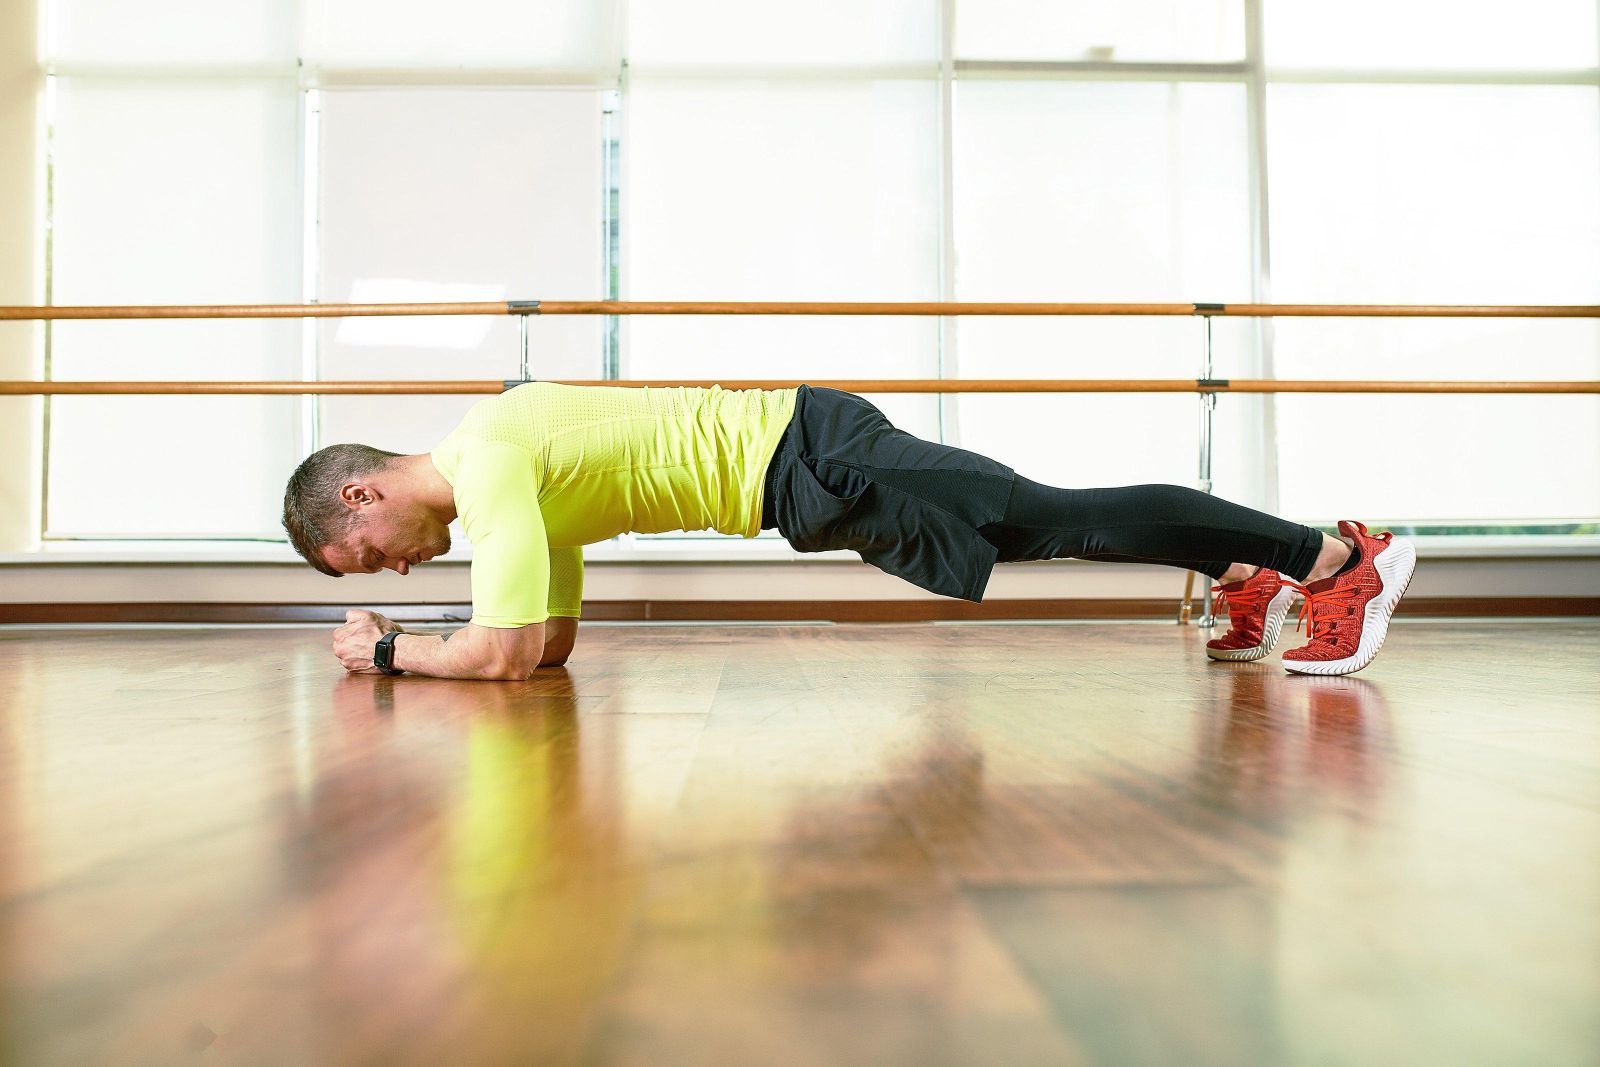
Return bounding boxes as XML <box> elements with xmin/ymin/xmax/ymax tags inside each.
<box><xmin>464</xmin><ymin>621</ymin><xmax>553</xmax><ymax>680</ymax></box>
<box><xmin>537</xmin><ymin>618</ymin><xmax>578</xmax><ymax>668</ymax></box>
<box><xmin>484</xmin><ymin>645</ymin><xmax>567</xmax><ymax>678</ymax></box>
<box><xmin>476</xmin><ymin>652</ymin><xmax>541</xmax><ymax>681</ymax></box>
<box><xmin>536</xmin><ymin>645</ymin><xmax>573</xmax><ymax>669</ymax></box>
<box><xmin>477</xmin><ymin>644</ymin><xmax>569</xmax><ymax>677</ymax></box>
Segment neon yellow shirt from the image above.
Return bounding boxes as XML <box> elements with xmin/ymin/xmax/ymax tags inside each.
<box><xmin>429</xmin><ymin>382</ymin><xmax>798</xmax><ymax>628</ymax></box>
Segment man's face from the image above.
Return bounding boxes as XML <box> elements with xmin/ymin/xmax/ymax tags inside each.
<box><xmin>321</xmin><ymin>498</ymin><xmax>452</xmax><ymax>577</ymax></box>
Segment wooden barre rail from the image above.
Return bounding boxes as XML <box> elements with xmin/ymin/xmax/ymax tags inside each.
<box><xmin>2</xmin><ymin>301</ymin><xmax>1600</xmax><ymax>320</ymax></box>
<box><xmin>3</xmin><ymin>380</ymin><xmax>1597</xmax><ymax>395</ymax></box>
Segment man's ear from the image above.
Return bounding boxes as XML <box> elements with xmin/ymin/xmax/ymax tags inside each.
<box><xmin>339</xmin><ymin>481</ymin><xmax>379</xmax><ymax>510</ymax></box>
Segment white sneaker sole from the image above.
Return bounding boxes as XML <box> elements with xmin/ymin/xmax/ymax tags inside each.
<box><xmin>1205</xmin><ymin>585</ymin><xmax>1298</xmax><ymax>662</ymax></box>
<box><xmin>1283</xmin><ymin>537</ymin><xmax>1417</xmax><ymax>676</ymax></box>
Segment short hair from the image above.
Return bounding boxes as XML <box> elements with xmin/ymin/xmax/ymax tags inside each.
<box><xmin>282</xmin><ymin>443</ymin><xmax>402</xmax><ymax>576</ymax></box>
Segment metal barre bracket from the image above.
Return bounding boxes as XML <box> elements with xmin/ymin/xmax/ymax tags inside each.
<box><xmin>508</xmin><ymin>300</ymin><xmax>542</xmax><ymax>315</ymax></box>
<box><xmin>1193</xmin><ymin>303</ymin><xmax>1226</xmax><ymax>314</ymax></box>
<box><xmin>502</xmin><ymin>380</ymin><xmax>538</xmax><ymax>391</ymax></box>
<box><xmin>1197</xmin><ymin>378</ymin><xmax>1231</xmax><ymax>390</ymax></box>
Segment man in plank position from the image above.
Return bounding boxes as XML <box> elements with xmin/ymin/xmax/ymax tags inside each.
<box><xmin>282</xmin><ymin>382</ymin><xmax>1415</xmax><ymax>680</ymax></box>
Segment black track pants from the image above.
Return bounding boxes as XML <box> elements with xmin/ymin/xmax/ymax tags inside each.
<box><xmin>976</xmin><ymin>476</ymin><xmax>1326</xmax><ymax>582</ymax></box>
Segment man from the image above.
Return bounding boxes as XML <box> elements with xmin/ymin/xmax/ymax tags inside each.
<box><xmin>282</xmin><ymin>382</ymin><xmax>1415</xmax><ymax>680</ymax></box>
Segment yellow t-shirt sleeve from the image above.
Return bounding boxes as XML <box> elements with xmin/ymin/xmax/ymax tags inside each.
<box><xmin>547</xmin><ymin>544</ymin><xmax>584</xmax><ymax>619</ymax></box>
<box><xmin>453</xmin><ymin>442</ymin><xmax>550</xmax><ymax>628</ymax></box>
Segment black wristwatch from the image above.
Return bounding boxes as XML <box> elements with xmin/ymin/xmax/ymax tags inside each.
<box><xmin>373</xmin><ymin>631</ymin><xmax>404</xmax><ymax>675</ymax></box>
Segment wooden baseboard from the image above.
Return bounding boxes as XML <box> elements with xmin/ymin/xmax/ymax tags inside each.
<box><xmin>2</xmin><ymin>597</ymin><xmax>1597</xmax><ymax>625</ymax></box>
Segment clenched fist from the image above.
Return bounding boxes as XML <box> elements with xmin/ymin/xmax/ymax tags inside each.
<box><xmin>332</xmin><ymin>609</ymin><xmax>400</xmax><ymax>674</ymax></box>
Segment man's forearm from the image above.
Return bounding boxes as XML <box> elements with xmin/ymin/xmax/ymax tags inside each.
<box><xmin>389</xmin><ymin>630</ymin><xmax>520</xmax><ymax>681</ymax></box>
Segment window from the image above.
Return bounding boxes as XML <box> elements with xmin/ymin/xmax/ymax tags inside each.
<box><xmin>627</xmin><ymin>0</ymin><xmax>937</xmax><ymax>66</ymax></box>
<box><xmin>314</xmin><ymin>89</ymin><xmax>605</xmax><ymax>455</ymax></box>
<box><xmin>36</xmin><ymin>0</ymin><xmax>1600</xmax><ymax>546</ymax></box>
<box><xmin>952</xmin><ymin>80</ymin><xmax>1257</xmax><ymax>499</ymax></box>
<box><xmin>46</xmin><ymin>79</ymin><xmax>300</xmax><ymax>537</ymax></box>
<box><xmin>624</xmin><ymin>78</ymin><xmax>942</xmax><ymax>438</ymax></box>
<box><xmin>1264</xmin><ymin>0</ymin><xmax>1598</xmax><ymax>71</ymax></box>
<box><xmin>957</xmin><ymin>0</ymin><xmax>1245</xmax><ymax>64</ymax></box>
<box><xmin>1269</xmin><ymin>84</ymin><xmax>1600</xmax><ymax>523</ymax></box>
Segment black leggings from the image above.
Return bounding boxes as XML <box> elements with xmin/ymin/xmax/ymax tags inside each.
<box><xmin>977</xmin><ymin>476</ymin><xmax>1326</xmax><ymax>582</ymax></box>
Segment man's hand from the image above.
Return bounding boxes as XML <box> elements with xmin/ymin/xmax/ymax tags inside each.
<box><xmin>332</xmin><ymin>609</ymin><xmax>400</xmax><ymax>674</ymax></box>
<box><xmin>328</xmin><ymin>613</ymin><xmax>558</xmax><ymax>681</ymax></box>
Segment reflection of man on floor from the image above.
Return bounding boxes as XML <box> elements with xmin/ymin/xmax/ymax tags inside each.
<box><xmin>281</xmin><ymin>383</ymin><xmax>1413</xmax><ymax>681</ymax></box>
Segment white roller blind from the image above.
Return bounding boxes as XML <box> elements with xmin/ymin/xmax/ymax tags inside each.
<box><xmin>315</xmin><ymin>89</ymin><xmax>605</xmax><ymax>455</ymax></box>
<box><xmin>46</xmin><ymin>80</ymin><xmax>301</xmax><ymax>537</ymax></box>
<box><xmin>957</xmin><ymin>0</ymin><xmax>1245</xmax><ymax>63</ymax></box>
<box><xmin>627</xmin><ymin>0</ymin><xmax>937</xmax><ymax>66</ymax></box>
<box><xmin>1269</xmin><ymin>84</ymin><xmax>1600</xmax><ymax>523</ymax></box>
<box><xmin>50</xmin><ymin>0</ymin><xmax>622</xmax><ymax>74</ymax></box>
<box><xmin>952</xmin><ymin>81</ymin><xmax>1255</xmax><ymax>497</ymax></box>
<box><xmin>1264</xmin><ymin>0</ymin><xmax>1598</xmax><ymax>70</ymax></box>
<box><xmin>49</xmin><ymin>0</ymin><xmax>294</xmax><ymax>64</ymax></box>
<box><xmin>302</xmin><ymin>0</ymin><xmax>619</xmax><ymax>76</ymax></box>
<box><xmin>624</xmin><ymin>79</ymin><xmax>942</xmax><ymax>439</ymax></box>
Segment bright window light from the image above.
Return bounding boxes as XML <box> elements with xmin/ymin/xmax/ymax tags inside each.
<box><xmin>47</xmin><ymin>80</ymin><xmax>301</xmax><ymax>538</ymax></box>
<box><xmin>1264</xmin><ymin>0</ymin><xmax>1599</xmax><ymax>70</ymax></box>
<box><xmin>953</xmin><ymin>80</ymin><xmax>1255</xmax><ymax>496</ymax></box>
<box><xmin>624</xmin><ymin>79</ymin><xmax>943</xmax><ymax>439</ymax></box>
<box><xmin>1270</xmin><ymin>84</ymin><xmax>1600</xmax><ymax>522</ymax></box>
<box><xmin>957</xmin><ymin>0</ymin><xmax>1245</xmax><ymax>63</ymax></box>
<box><xmin>627</xmin><ymin>0</ymin><xmax>937</xmax><ymax>66</ymax></box>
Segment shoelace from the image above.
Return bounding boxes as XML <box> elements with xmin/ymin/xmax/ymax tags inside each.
<box><xmin>1286</xmin><ymin>581</ymin><xmax>1360</xmax><ymax>643</ymax></box>
<box><xmin>1285</xmin><ymin>532</ymin><xmax>1391</xmax><ymax>643</ymax></box>
<box><xmin>1209</xmin><ymin>580</ymin><xmax>1265</xmax><ymax>635</ymax></box>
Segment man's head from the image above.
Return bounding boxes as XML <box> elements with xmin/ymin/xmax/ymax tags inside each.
<box><xmin>282</xmin><ymin>444</ymin><xmax>452</xmax><ymax>577</ymax></box>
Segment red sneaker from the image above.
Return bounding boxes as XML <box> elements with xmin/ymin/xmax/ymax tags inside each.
<box><xmin>1282</xmin><ymin>520</ymin><xmax>1417</xmax><ymax>676</ymax></box>
<box><xmin>1205</xmin><ymin>566</ymin><xmax>1298</xmax><ymax>662</ymax></box>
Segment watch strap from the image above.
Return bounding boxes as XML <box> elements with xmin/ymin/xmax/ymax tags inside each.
<box><xmin>374</xmin><ymin>631</ymin><xmax>404</xmax><ymax>675</ymax></box>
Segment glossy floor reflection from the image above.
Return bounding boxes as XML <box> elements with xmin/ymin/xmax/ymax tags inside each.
<box><xmin>1</xmin><ymin>621</ymin><xmax>1597</xmax><ymax>1066</ymax></box>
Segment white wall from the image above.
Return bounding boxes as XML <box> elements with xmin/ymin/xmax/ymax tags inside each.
<box><xmin>0</xmin><ymin>0</ymin><xmax>41</xmax><ymax>553</ymax></box>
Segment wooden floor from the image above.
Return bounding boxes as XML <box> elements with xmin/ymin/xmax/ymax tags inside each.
<box><xmin>1</xmin><ymin>620</ymin><xmax>1598</xmax><ymax>1067</ymax></box>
